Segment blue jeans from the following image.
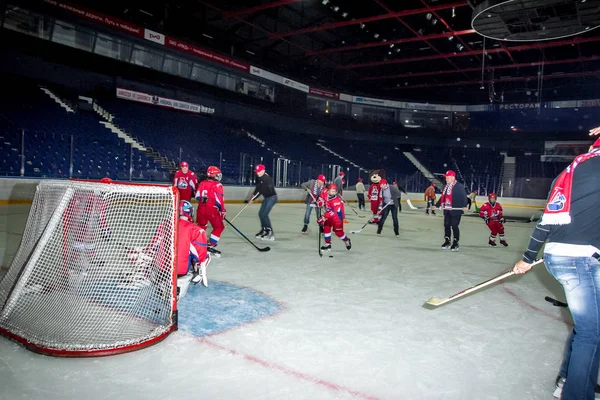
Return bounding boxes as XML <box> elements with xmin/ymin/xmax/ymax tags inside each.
<box><xmin>303</xmin><ymin>203</ymin><xmax>321</xmax><ymax>225</ymax></box>
<box><xmin>545</xmin><ymin>253</ymin><xmax>600</xmax><ymax>400</ymax></box>
<box><xmin>259</xmin><ymin>195</ymin><xmax>277</xmax><ymax>230</ymax></box>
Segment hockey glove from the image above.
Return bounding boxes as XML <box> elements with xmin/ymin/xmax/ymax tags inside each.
<box><xmin>317</xmin><ymin>198</ymin><xmax>325</xmax><ymax>208</ymax></box>
<box><xmin>220</xmin><ymin>210</ymin><xmax>226</xmax><ymax>220</ymax></box>
<box><xmin>317</xmin><ymin>217</ymin><xmax>326</xmax><ymax>226</ymax></box>
<box><xmin>484</xmin><ymin>217</ymin><xmax>490</xmax><ymax>225</ymax></box>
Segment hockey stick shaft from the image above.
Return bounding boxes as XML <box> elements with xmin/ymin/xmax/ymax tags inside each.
<box><xmin>425</xmin><ymin>259</ymin><xmax>544</xmax><ymax>307</ymax></box>
<box><xmin>223</xmin><ymin>217</ymin><xmax>270</xmax><ymax>252</ymax></box>
<box><xmin>351</xmin><ymin>202</ymin><xmax>392</xmax><ymax>233</ymax></box>
<box><xmin>228</xmin><ymin>193</ymin><xmax>259</xmax><ymax>224</ymax></box>
<box><xmin>338</xmin><ymin>195</ymin><xmax>365</xmax><ymax>218</ymax></box>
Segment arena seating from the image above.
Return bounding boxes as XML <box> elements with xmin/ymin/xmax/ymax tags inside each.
<box><xmin>0</xmin><ymin>79</ymin><xmax>169</xmax><ymax>180</ymax></box>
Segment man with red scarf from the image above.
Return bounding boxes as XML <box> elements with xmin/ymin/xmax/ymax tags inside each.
<box><xmin>514</xmin><ymin>135</ymin><xmax>600</xmax><ymax>400</ymax></box>
<box><xmin>436</xmin><ymin>170</ymin><xmax>468</xmax><ymax>251</ymax></box>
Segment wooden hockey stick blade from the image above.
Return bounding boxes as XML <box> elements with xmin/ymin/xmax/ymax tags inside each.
<box><xmin>406</xmin><ymin>199</ymin><xmax>419</xmax><ymax>210</ymax></box>
<box><xmin>424</xmin><ymin>259</ymin><xmax>544</xmax><ymax>307</ymax></box>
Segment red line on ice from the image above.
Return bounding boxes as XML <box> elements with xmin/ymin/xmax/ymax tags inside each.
<box><xmin>501</xmin><ymin>286</ymin><xmax>571</xmax><ymax>326</ymax></box>
<box><xmin>199</xmin><ymin>338</ymin><xmax>382</xmax><ymax>400</ymax></box>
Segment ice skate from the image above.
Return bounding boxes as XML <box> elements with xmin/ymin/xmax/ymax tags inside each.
<box><xmin>344</xmin><ymin>238</ymin><xmax>351</xmax><ymax>250</ymax></box>
<box><xmin>261</xmin><ymin>228</ymin><xmax>275</xmax><ymax>241</ymax></box>
<box><xmin>255</xmin><ymin>228</ymin><xmax>266</xmax><ymax>239</ymax></box>
<box><xmin>441</xmin><ymin>237</ymin><xmax>451</xmax><ymax>250</ymax></box>
<box><xmin>450</xmin><ymin>240</ymin><xmax>459</xmax><ymax>252</ymax></box>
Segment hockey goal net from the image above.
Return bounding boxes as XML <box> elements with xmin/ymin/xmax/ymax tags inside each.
<box><xmin>0</xmin><ymin>180</ymin><xmax>179</xmax><ymax>356</ymax></box>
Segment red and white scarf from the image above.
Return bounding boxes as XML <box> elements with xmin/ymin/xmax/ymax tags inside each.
<box><xmin>441</xmin><ymin>182</ymin><xmax>456</xmax><ymax>209</ymax></box>
<box><xmin>541</xmin><ymin>147</ymin><xmax>600</xmax><ymax>225</ymax></box>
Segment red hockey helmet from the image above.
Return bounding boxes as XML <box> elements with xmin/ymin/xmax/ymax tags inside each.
<box><xmin>100</xmin><ymin>177</ymin><xmax>113</xmax><ymax>184</ymax></box>
<box><xmin>207</xmin><ymin>166</ymin><xmax>222</xmax><ymax>181</ymax></box>
<box><xmin>317</xmin><ymin>174</ymin><xmax>326</xmax><ymax>182</ymax></box>
<box><xmin>488</xmin><ymin>193</ymin><xmax>497</xmax><ymax>202</ymax></box>
<box><xmin>339</xmin><ymin>171</ymin><xmax>345</xmax><ymax>177</ymax></box>
<box><xmin>180</xmin><ymin>161</ymin><xmax>189</xmax><ymax>168</ymax></box>
<box><xmin>179</xmin><ymin>200</ymin><xmax>194</xmax><ymax>221</ymax></box>
<box><xmin>327</xmin><ymin>183</ymin><xmax>338</xmax><ymax>191</ymax></box>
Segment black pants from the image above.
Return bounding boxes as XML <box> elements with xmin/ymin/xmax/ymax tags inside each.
<box><xmin>467</xmin><ymin>198</ymin><xmax>472</xmax><ymax>210</ymax></box>
<box><xmin>443</xmin><ymin>212</ymin><xmax>462</xmax><ymax>241</ymax></box>
<box><xmin>378</xmin><ymin>204</ymin><xmax>399</xmax><ymax>234</ymax></box>
<box><xmin>357</xmin><ymin>193</ymin><xmax>365</xmax><ymax>210</ymax></box>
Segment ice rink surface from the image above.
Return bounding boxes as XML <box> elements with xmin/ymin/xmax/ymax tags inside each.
<box><xmin>0</xmin><ymin>201</ymin><xmax>575</xmax><ymax>400</ymax></box>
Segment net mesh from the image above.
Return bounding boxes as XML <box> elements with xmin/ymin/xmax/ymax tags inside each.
<box><xmin>0</xmin><ymin>180</ymin><xmax>177</xmax><ymax>355</ymax></box>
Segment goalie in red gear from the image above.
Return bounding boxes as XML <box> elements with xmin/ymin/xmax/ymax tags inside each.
<box><xmin>177</xmin><ymin>200</ymin><xmax>210</xmax><ymax>294</ymax></box>
<box><xmin>195</xmin><ymin>166</ymin><xmax>226</xmax><ymax>255</ymax></box>
<box><xmin>317</xmin><ymin>184</ymin><xmax>351</xmax><ymax>251</ymax></box>
<box><xmin>478</xmin><ymin>193</ymin><xmax>507</xmax><ymax>247</ymax></box>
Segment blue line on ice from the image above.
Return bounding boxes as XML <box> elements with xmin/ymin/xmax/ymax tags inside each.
<box><xmin>177</xmin><ymin>281</ymin><xmax>282</xmax><ymax>337</ymax></box>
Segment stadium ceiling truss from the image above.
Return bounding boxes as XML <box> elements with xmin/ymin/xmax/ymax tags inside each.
<box><xmin>73</xmin><ymin>0</ymin><xmax>600</xmax><ymax>101</ymax></box>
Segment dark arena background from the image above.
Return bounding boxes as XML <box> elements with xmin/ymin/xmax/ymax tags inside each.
<box><xmin>1</xmin><ymin>0</ymin><xmax>599</xmax><ymax>399</ymax></box>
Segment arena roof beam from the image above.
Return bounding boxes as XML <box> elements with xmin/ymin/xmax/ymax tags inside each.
<box><xmin>370</xmin><ymin>0</ymin><xmax>468</xmax><ymax>78</ymax></box>
<box><xmin>362</xmin><ymin>56</ymin><xmax>600</xmax><ymax>81</ymax></box>
<box><xmin>268</xmin><ymin>2</ymin><xmax>468</xmax><ymax>40</ymax></box>
<box><xmin>391</xmin><ymin>70</ymin><xmax>600</xmax><ymax>89</ymax></box>
<box><xmin>337</xmin><ymin>36</ymin><xmax>600</xmax><ymax>69</ymax></box>
<box><xmin>308</xmin><ymin>29</ymin><xmax>475</xmax><ymax>56</ymax></box>
<box><xmin>196</xmin><ymin>0</ymin><xmax>342</xmax><ymax>68</ymax></box>
<box><xmin>220</xmin><ymin>0</ymin><xmax>302</xmax><ymax>20</ymax></box>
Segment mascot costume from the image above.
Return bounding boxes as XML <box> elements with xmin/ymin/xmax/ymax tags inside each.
<box><xmin>367</xmin><ymin>169</ymin><xmax>386</xmax><ymax>223</ymax></box>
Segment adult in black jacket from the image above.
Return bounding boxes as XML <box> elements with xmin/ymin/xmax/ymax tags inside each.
<box><xmin>248</xmin><ymin>164</ymin><xmax>277</xmax><ymax>240</ymax></box>
<box><xmin>436</xmin><ymin>170</ymin><xmax>468</xmax><ymax>251</ymax></box>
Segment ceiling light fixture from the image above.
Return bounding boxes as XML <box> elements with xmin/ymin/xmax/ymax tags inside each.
<box><xmin>374</xmin><ymin>33</ymin><xmax>380</xmax><ymax>38</ymax></box>
<box><xmin>389</xmin><ymin>44</ymin><xmax>394</xmax><ymax>48</ymax></box>
<box><xmin>360</xmin><ymin>23</ymin><xmax>365</xmax><ymax>29</ymax></box>
<box><xmin>321</xmin><ymin>0</ymin><xmax>329</xmax><ymax>4</ymax></box>
<box><xmin>333</xmin><ymin>6</ymin><xmax>340</xmax><ymax>12</ymax></box>
<box><xmin>456</xmin><ymin>43</ymin><xmax>464</xmax><ymax>51</ymax></box>
<box><xmin>342</xmin><ymin>12</ymin><xmax>348</xmax><ymax>18</ymax></box>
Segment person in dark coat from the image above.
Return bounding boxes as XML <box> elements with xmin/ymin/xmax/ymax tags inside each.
<box><xmin>436</xmin><ymin>170</ymin><xmax>468</xmax><ymax>251</ymax></box>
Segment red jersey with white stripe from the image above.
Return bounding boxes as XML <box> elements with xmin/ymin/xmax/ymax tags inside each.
<box><xmin>478</xmin><ymin>202</ymin><xmax>504</xmax><ymax>222</ymax></box>
<box><xmin>196</xmin><ymin>179</ymin><xmax>225</xmax><ymax>213</ymax></box>
<box><xmin>324</xmin><ymin>195</ymin><xmax>345</xmax><ymax>223</ymax></box>
<box><xmin>177</xmin><ymin>218</ymin><xmax>207</xmax><ymax>276</ymax></box>
<box><xmin>173</xmin><ymin>170</ymin><xmax>198</xmax><ymax>201</ymax></box>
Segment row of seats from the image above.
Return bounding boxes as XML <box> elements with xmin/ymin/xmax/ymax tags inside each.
<box><xmin>0</xmin><ymin>79</ymin><xmax>170</xmax><ymax>180</ymax></box>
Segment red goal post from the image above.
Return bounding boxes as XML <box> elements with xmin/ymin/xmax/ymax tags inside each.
<box><xmin>0</xmin><ymin>179</ymin><xmax>180</xmax><ymax>357</ymax></box>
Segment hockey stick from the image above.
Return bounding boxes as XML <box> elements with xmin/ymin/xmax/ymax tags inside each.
<box><xmin>339</xmin><ymin>195</ymin><xmax>366</xmax><ymax>218</ymax></box>
<box><xmin>407</xmin><ymin>199</ymin><xmax>419</xmax><ymax>210</ymax></box>
<box><xmin>351</xmin><ymin>202</ymin><xmax>392</xmax><ymax>234</ymax></box>
<box><xmin>545</xmin><ymin>296</ymin><xmax>568</xmax><ymax>308</ymax></box>
<box><xmin>223</xmin><ymin>217</ymin><xmax>270</xmax><ymax>252</ymax></box>
<box><xmin>227</xmin><ymin>193</ymin><xmax>259</xmax><ymax>225</ymax></box>
<box><xmin>318</xmin><ymin>221</ymin><xmax>323</xmax><ymax>258</ymax></box>
<box><xmin>424</xmin><ymin>259</ymin><xmax>544</xmax><ymax>307</ymax></box>
<box><xmin>306</xmin><ymin>190</ymin><xmax>325</xmax><ymax>257</ymax></box>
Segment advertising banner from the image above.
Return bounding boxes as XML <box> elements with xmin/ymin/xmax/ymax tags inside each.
<box><xmin>116</xmin><ymin>88</ymin><xmax>215</xmax><ymax>115</ymax></box>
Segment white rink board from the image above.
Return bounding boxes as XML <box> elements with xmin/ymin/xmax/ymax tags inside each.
<box><xmin>0</xmin><ymin>201</ymin><xmax>572</xmax><ymax>400</ymax></box>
